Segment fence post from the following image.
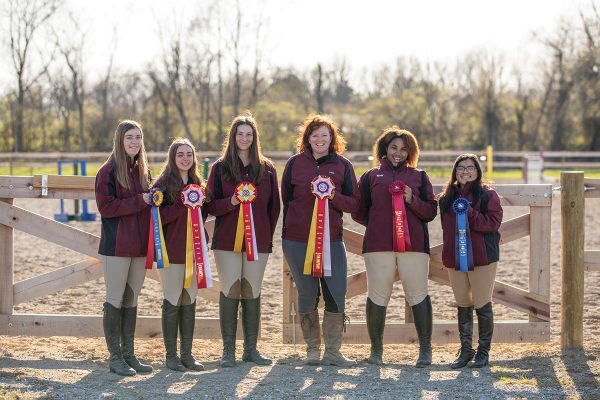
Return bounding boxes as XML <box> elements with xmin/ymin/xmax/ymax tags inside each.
<box><xmin>0</xmin><ymin>198</ymin><xmax>14</xmax><ymax>315</ymax></box>
<box><xmin>560</xmin><ymin>171</ymin><xmax>584</xmax><ymax>349</ymax></box>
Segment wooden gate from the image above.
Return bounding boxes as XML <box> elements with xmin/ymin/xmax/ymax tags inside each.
<box><xmin>0</xmin><ymin>175</ymin><xmax>225</xmax><ymax>338</ymax></box>
<box><xmin>282</xmin><ymin>184</ymin><xmax>552</xmax><ymax>344</ymax></box>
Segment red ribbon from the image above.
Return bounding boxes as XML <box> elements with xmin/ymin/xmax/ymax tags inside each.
<box><xmin>189</xmin><ymin>208</ymin><xmax>207</xmax><ymax>288</ymax></box>
<box><xmin>389</xmin><ymin>181</ymin><xmax>412</xmax><ymax>252</ymax></box>
<box><xmin>313</xmin><ymin>197</ymin><xmax>327</xmax><ymax>277</ymax></box>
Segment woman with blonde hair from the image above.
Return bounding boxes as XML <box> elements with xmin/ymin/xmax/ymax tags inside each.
<box><xmin>206</xmin><ymin>112</ymin><xmax>280</xmax><ymax>367</ymax></box>
<box><xmin>95</xmin><ymin>120</ymin><xmax>153</xmax><ymax>376</ymax></box>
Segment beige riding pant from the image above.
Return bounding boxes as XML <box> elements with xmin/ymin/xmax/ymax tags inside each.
<box><xmin>364</xmin><ymin>251</ymin><xmax>430</xmax><ymax>307</ymax></box>
<box><xmin>157</xmin><ymin>263</ymin><xmax>198</xmax><ymax>306</ymax></box>
<box><xmin>102</xmin><ymin>255</ymin><xmax>146</xmax><ymax>308</ymax></box>
<box><xmin>447</xmin><ymin>262</ymin><xmax>497</xmax><ymax>309</ymax></box>
<box><xmin>214</xmin><ymin>250</ymin><xmax>269</xmax><ymax>299</ymax></box>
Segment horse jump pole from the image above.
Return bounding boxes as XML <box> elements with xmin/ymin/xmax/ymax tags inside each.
<box><xmin>560</xmin><ymin>171</ymin><xmax>584</xmax><ymax>349</ymax></box>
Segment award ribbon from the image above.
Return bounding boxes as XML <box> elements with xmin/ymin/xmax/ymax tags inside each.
<box><xmin>233</xmin><ymin>182</ymin><xmax>259</xmax><ymax>261</ymax></box>
<box><xmin>145</xmin><ymin>188</ymin><xmax>170</xmax><ymax>269</ymax></box>
<box><xmin>303</xmin><ymin>176</ymin><xmax>334</xmax><ymax>277</ymax></box>
<box><xmin>388</xmin><ymin>181</ymin><xmax>412</xmax><ymax>253</ymax></box>
<box><xmin>453</xmin><ymin>197</ymin><xmax>474</xmax><ymax>272</ymax></box>
<box><xmin>181</xmin><ymin>184</ymin><xmax>213</xmax><ymax>288</ymax></box>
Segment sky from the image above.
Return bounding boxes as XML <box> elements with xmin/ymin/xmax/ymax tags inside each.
<box><xmin>0</xmin><ymin>0</ymin><xmax>590</xmax><ymax>87</ymax></box>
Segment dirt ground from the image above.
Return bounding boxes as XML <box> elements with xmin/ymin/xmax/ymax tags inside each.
<box><xmin>1</xmin><ymin>180</ymin><xmax>600</xmax><ymax>399</ymax></box>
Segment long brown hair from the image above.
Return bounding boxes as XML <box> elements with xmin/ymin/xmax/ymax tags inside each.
<box><xmin>219</xmin><ymin>112</ymin><xmax>273</xmax><ymax>185</ymax></box>
<box><xmin>104</xmin><ymin>120</ymin><xmax>149</xmax><ymax>191</ymax></box>
<box><xmin>373</xmin><ymin>127</ymin><xmax>420</xmax><ymax>168</ymax></box>
<box><xmin>156</xmin><ymin>138</ymin><xmax>202</xmax><ymax>203</ymax></box>
<box><xmin>438</xmin><ymin>153</ymin><xmax>491</xmax><ymax>213</ymax></box>
<box><xmin>295</xmin><ymin>114</ymin><xmax>347</xmax><ymax>155</ymax></box>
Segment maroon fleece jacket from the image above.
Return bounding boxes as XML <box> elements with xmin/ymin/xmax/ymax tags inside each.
<box><xmin>206</xmin><ymin>160</ymin><xmax>280</xmax><ymax>253</ymax></box>
<box><xmin>352</xmin><ymin>159</ymin><xmax>437</xmax><ymax>254</ymax></box>
<box><xmin>440</xmin><ymin>182</ymin><xmax>503</xmax><ymax>269</ymax></box>
<box><xmin>95</xmin><ymin>158</ymin><xmax>151</xmax><ymax>257</ymax></box>
<box><xmin>281</xmin><ymin>149</ymin><xmax>359</xmax><ymax>243</ymax></box>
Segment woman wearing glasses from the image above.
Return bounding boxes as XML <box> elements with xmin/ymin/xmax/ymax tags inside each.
<box><xmin>437</xmin><ymin>154</ymin><xmax>503</xmax><ymax>369</ymax></box>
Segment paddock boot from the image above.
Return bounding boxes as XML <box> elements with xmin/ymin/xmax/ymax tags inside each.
<box><xmin>162</xmin><ymin>299</ymin><xmax>186</xmax><ymax>372</ymax></box>
<box><xmin>451</xmin><ymin>306</ymin><xmax>475</xmax><ymax>369</ymax></box>
<box><xmin>179</xmin><ymin>301</ymin><xmax>204</xmax><ymax>371</ymax></box>
<box><xmin>219</xmin><ymin>293</ymin><xmax>239</xmax><ymax>368</ymax></box>
<box><xmin>241</xmin><ymin>297</ymin><xmax>272</xmax><ymax>365</ymax></box>
<box><xmin>103</xmin><ymin>302</ymin><xmax>135</xmax><ymax>376</ymax></box>
<box><xmin>321</xmin><ymin>311</ymin><xmax>356</xmax><ymax>367</ymax></box>
<box><xmin>469</xmin><ymin>302</ymin><xmax>494</xmax><ymax>368</ymax></box>
<box><xmin>366</xmin><ymin>298</ymin><xmax>387</xmax><ymax>365</ymax></box>
<box><xmin>412</xmin><ymin>295</ymin><xmax>433</xmax><ymax>368</ymax></box>
<box><xmin>300</xmin><ymin>310</ymin><xmax>321</xmax><ymax>365</ymax></box>
<box><xmin>121</xmin><ymin>306</ymin><xmax>153</xmax><ymax>373</ymax></box>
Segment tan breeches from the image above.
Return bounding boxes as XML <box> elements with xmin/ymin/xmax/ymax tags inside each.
<box><xmin>157</xmin><ymin>263</ymin><xmax>198</xmax><ymax>306</ymax></box>
<box><xmin>447</xmin><ymin>262</ymin><xmax>497</xmax><ymax>309</ymax></box>
<box><xmin>214</xmin><ymin>250</ymin><xmax>269</xmax><ymax>299</ymax></box>
<box><xmin>364</xmin><ymin>251</ymin><xmax>430</xmax><ymax>307</ymax></box>
<box><xmin>102</xmin><ymin>255</ymin><xmax>146</xmax><ymax>308</ymax></box>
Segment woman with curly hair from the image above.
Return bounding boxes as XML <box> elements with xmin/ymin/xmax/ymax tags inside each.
<box><xmin>281</xmin><ymin>115</ymin><xmax>359</xmax><ymax>367</ymax></box>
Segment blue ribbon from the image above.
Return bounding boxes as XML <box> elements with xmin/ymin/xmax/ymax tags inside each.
<box><xmin>150</xmin><ymin>188</ymin><xmax>166</xmax><ymax>269</ymax></box>
<box><xmin>453</xmin><ymin>198</ymin><xmax>474</xmax><ymax>272</ymax></box>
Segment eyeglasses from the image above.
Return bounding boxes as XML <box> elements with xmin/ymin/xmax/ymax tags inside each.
<box><xmin>456</xmin><ymin>166</ymin><xmax>476</xmax><ymax>173</ymax></box>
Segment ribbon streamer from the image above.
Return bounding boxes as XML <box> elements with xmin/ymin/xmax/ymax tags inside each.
<box><xmin>453</xmin><ymin>197</ymin><xmax>474</xmax><ymax>272</ymax></box>
<box><xmin>304</xmin><ymin>176</ymin><xmax>334</xmax><ymax>277</ymax></box>
<box><xmin>388</xmin><ymin>181</ymin><xmax>412</xmax><ymax>253</ymax></box>
<box><xmin>233</xmin><ymin>182</ymin><xmax>259</xmax><ymax>261</ymax></box>
<box><xmin>145</xmin><ymin>188</ymin><xmax>170</xmax><ymax>269</ymax></box>
<box><xmin>181</xmin><ymin>184</ymin><xmax>212</xmax><ymax>288</ymax></box>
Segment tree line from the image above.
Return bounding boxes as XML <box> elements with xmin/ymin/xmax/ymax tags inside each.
<box><xmin>1</xmin><ymin>0</ymin><xmax>599</xmax><ymax>153</ymax></box>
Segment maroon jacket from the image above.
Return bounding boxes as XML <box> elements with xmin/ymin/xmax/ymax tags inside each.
<box><xmin>95</xmin><ymin>158</ymin><xmax>151</xmax><ymax>257</ymax></box>
<box><xmin>281</xmin><ymin>150</ymin><xmax>359</xmax><ymax>242</ymax></box>
<box><xmin>440</xmin><ymin>182</ymin><xmax>503</xmax><ymax>269</ymax></box>
<box><xmin>206</xmin><ymin>160</ymin><xmax>280</xmax><ymax>253</ymax></box>
<box><xmin>352</xmin><ymin>159</ymin><xmax>437</xmax><ymax>254</ymax></box>
<box><xmin>154</xmin><ymin>177</ymin><xmax>209</xmax><ymax>264</ymax></box>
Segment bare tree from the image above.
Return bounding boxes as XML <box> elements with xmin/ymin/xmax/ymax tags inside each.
<box><xmin>314</xmin><ymin>63</ymin><xmax>325</xmax><ymax>113</ymax></box>
<box><xmin>3</xmin><ymin>0</ymin><xmax>62</xmax><ymax>151</ymax></box>
<box><xmin>54</xmin><ymin>12</ymin><xmax>87</xmax><ymax>151</ymax></box>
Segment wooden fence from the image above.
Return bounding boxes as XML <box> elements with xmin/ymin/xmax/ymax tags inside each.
<box><xmin>0</xmin><ymin>174</ymin><xmax>229</xmax><ymax>338</ymax></box>
<box><xmin>283</xmin><ymin>184</ymin><xmax>553</xmax><ymax>344</ymax></box>
<box><xmin>0</xmin><ymin>175</ymin><xmax>554</xmax><ymax>344</ymax></box>
<box><xmin>560</xmin><ymin>172</ymin><xmax>600</xmax><ymax>349</ymax></box>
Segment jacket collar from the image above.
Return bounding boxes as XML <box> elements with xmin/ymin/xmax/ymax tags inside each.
<box><xmin>302</xmin><ymin>148</ymin><xmax>339</xmax><ymax>165</ymax></box>
<box><xmin>380</xmin><ymin>157</ymin><xmax>408</xmax><ymax>173</ymax></box>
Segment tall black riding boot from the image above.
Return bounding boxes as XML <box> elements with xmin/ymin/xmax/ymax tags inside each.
<box><xmin>220</xmin><ymin>293</ymin><xmax>239</xmax><ymax>368</ymax></box>
<box><xmin>366</xmin><ymin>298</ymin><xmax>387</xmax><ymax>365</ymax></box>
<box><xmin>451</xmin><ymin>306</ymin><xmax>475</xmax><ymax>369</ymax></box>
<box><xmin>411</xmin><ymin>295</ymin><xmax>433</xmax><ymax>368</ymax></box>
<box><xmin>121</xmin><ymin>306</ymin><xmax>153</xmax><ymax>373</ymax></box>
<box><xmin>162</xmin><ymin>299</ymin><xmax>186</xmax><ymax>372</ymax></box>
<box><xmin>103</xmin><ymin>302</ymin><xmax>135</xmax><ymax>376</ymax></box>
<box><xmin>469</xmin><ymin>302</ymin><xmax>494</xmax><ymax>368</ymax></box>
<box><xmin>179</xmin><ymin>301</ymin><xmax>205</xmax><ymax>371</ymax></box>
<box><xmin>241</xmin><ymin>297</ymin><xmax>272</xmax><ymax>365</ymax></box>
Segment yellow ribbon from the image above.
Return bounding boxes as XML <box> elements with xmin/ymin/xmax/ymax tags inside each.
<box><xmin>233</xmin><ymin>206</ymin><xmax>244</xmax><ymax>252</ymax></box>
<box><xmin>157</xmin><ymin>211</ymin><xmax>170</xmax><ymax>267</ymax></box>
<box><xmin>303</xmin><ymin>198</ymin><xmax>319</xmax><ymax>275</ymax></box>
